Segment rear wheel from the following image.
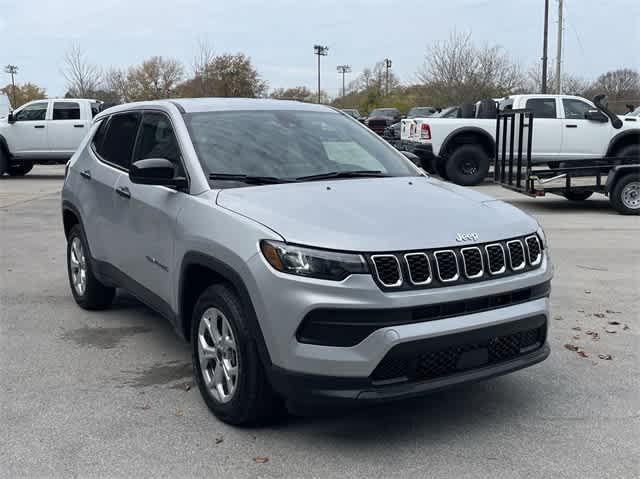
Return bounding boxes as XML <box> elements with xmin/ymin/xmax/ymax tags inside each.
<box><xmin>445</xmin><ymin>145</ymin><xmax>490</xmax><ymax>186</ymax></box>
<box><xmin>67</xmin><ymin>224</ymin><xmax>115</xmax><ymax>310</ymax></box>
<box><xmin>8</xmin><ymin>163</ymin><xmax>34</xmax><ymax>176</ymax></box>
<box><xmin>611</xmin><ymin>173</ymin><xmax>640</xmax><ymax>215</ymax></box>
<box><xmin>192</xmin><ymin>284</ymin><xmax>284</xmax><ymax>425</ymax></box>
<box><xmin>563</xmin><ymin>190</ymin><xmax>593</xmax><ymax>201</ymax></box>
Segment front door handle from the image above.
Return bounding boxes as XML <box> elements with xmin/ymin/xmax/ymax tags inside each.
<box><xmin>116</xmin><ymin>186</ymin><xmax>131</xmax><ymax>199</ymax></box>
<box><xmin>80</xmin><ymin>169</ymin><xmax>91</xmax><ymax>180</ymax></box>
<box><xmin>34</xmin><ymin>125</ymin><xmax>45</xmax><ymax>129</ymax></box>
<box><xmin>74</xmin><ymin>124</ymin><xmax>85</xmax><ymax>128</ymax></box>
<box><xmin>565</xmin><ymin>124</ymin><xmax>578</xmax><ymax>128</ymax></box>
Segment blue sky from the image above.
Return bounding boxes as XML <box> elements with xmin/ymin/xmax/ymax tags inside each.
<box><xmin>2</xmin><ymin>0</ymin><xmax>638</xmax><ymax>97</ymax></box>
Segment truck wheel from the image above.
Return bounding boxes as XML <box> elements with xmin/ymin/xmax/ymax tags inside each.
<box><xmin>610</xmin><ymin>173</ymin><xmax>640</xmax><ymax>215</ymax></box>
<box><xmin>8</xmin><ymin>163</ymin><xmax>34</xmax><ymax>176</ymax></box>
<box><xmin>192</xmin><ymin>284</ymin><xmax>284</xmax><ymax>425</ymax></box>
<box><xmin>445</xmin><ymin>145</ymin><xmax>489</xmax><ymax>186</ymax></box>
<box><xmin>67</xmin><ymin>224</ymin><xmax>115</xmax><ymax>310</ymax></box>
<box><xmin>563</xmin><ymin>190</ymin><xmax>593</xmax><ymax>201</ymax></box>
<box><xmin>0</xmin><ymin>148</ymin><xmax>7</xmax><ymax>176</ymax></box>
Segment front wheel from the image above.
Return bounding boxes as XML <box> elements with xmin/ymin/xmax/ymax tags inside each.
<box><xmin>445</xmin><ymin>145</ymin><xmax>490</xmax><ymax>186</ymax></box>
<box><xmin>192</xmin><ymin>284</ymin><xmax>283</xmax><ymax>425</ymax></box>
<box><xmin>611</xmin><ymin>174</ymin><xmax>640</xmax><ymax>215</ymax></box>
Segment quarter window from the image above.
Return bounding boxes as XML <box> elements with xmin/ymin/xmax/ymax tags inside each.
<box><xmin>100</xmin><ymin>113</ymin><xmax>141</xmax><ymax>170</ymax></box>
<box><xmin>13</xmin><ymin>102</ymin><xmax>48</xmax><ymax>121</ymax></box>
<box><xmin>91</xmin><ymin>119</ymin><xmax>109</xmax><ymax>157</ymax></box>
<box><xmin>562</xmin><ymin>99</ymin><xmax>592</xmax><ymax>120</ymax></box>
<box><xmin>525</xmin><ymin>98</ymin><xmax>557</xmax><ymax>119</ymax></box>
<box><xmin>53</xmin><ymin>102</ymin><xmax>81</xmax><ymax>120</ymax></box>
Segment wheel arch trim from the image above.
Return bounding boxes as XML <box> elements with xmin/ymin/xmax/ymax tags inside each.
<box><xmin>440</xmin><ymin>127</ymin><xmax>496</xmax><ymax>159</ymax></box>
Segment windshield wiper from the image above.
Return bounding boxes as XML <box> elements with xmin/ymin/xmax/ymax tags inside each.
<box><xmin>295</xmin><ymin>170</ymin><xmax>388</xmax><ymax>181</ymax></box>
<box><xmin>208</xmin><ymin>173</ymin><xmax>289</xmax><ymax>185</ymax></box>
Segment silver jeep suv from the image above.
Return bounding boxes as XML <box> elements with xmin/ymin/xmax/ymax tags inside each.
<box><xmin>62</xmin><ymin>98</ymin><xmax>553</xmax><ymax>425</ymax></box>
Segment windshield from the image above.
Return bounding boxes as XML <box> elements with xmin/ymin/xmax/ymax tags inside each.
<box><xmin>369</xmin><ymin>109</ymin><xmax>398</xmax><ymax>117</ymax></box>
<box><xmin>184</xmin><ymin>110</ymin><xmax>417</xmax><ymax>184</ymax></box>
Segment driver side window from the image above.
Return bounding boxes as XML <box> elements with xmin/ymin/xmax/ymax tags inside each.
<box><xmin>13</xmin><ymin>102</ymin><xmax>48</xmax><ymax>121</ymax></box>
<box><xmin>562</xmin><ymin>99</ymin><xmax>592</xmax><ymax>120</ymax></box>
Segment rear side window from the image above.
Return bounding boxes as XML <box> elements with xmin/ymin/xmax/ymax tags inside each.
<box><xmin>100</xmin><ymin>113</ymin><xmax>141</xmax><ymax>170</ymax></box>
<box><xmin>91</xmin><ymin>119</ymin><xmax>109</xmax><ymax>156</ymax></box>
<box><xmin>525</xmin><ymin>98</ymin><xmax>557</xmax><ymax>119</ymax></box>
<box><xmin>53</xmin><ymin>102</ymin><xmax>80</xmax><ymax>120</ymax></box>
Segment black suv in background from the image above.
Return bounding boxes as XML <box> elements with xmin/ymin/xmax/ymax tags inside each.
<box><xmin>365</xmin><ymin>108</ymin><xmax>402</xmax><ymax>135</ymax></box>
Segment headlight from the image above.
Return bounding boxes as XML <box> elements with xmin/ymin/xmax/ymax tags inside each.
<box><xmin>536</xmin><ymin>225</ymin><xmax>548</xmax><ymax>248</ymax></box>
<box><xmin>260</xmin><ymin>240</ymin><xmax>368</xmax><ymax>281</ymax></box>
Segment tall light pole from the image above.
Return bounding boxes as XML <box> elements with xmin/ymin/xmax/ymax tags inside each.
<box><xmin>336</xmin><ymin>64</ymin><xmax>351</xmax><ymax>97</ymax></box>
<box><xmin>4</xmin><ymin>65</ymin><xmax>18</xmax><ymax>108</ymax></box>
<box><xmin>384</xmin><ymin>58</ymin><xmax>392</xmax><ymax>96</ymax></box>
<box><xmin>555</xmin><ymin>0</ymin><xmax>563</xmax><ymax>94</ymax></box>
<box><xmin>541</xmin><ymin>0</ymin><xmax>549</xmax><ymax>93</ymax></box>
<box><xmin>313</xmin><ymin>45</ymin><xmax>328</xmax><ymax>103</ymax></box>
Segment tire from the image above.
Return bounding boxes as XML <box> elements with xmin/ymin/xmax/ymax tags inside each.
<box><xmin>615</xmin><ymin>144</ymin><xmax>640</xmax><ymax>162</ymax></box>
<box><xmin>610</xmin><ymin>173</ymin><xmax>640</xmax><ymax>215</ymax></box>
<box><xmin>192</xmin><ymin>284</ymin><xmax>284</xmax><ymax>425</ymax></box>
<box><xmin>0</xmin><ymin>148</ymin><xmax>7</xmax><ymax>176</ymax></box>
<box><xmin>445</xmin><ymin>145</ymin><xmax>490</xmax><ymax>186</ymax></box>
<box><xmin>66</xmin><ymin>224</ymin><xmax>115</xmax><ymax>310</ymax></box>
<box><xmin>563</xmin><ymin>190</ymin><xmax>593</xmax><ymax>201</ymax></box>
<box><xmin>8</xmin><ymin>163</ymin><xmax>34</xmax><ymax>176</ymax></box>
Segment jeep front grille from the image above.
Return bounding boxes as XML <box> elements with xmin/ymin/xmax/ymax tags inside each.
<box><xmin>366</xmin><ymin>234</ymin><xmax>543</xmax><ymax>290</ymax></box>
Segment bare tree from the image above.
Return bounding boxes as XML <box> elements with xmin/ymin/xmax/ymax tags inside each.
<box><xmin>588</xmin><ymin>68</ymin><xmax>640</xmax><ymax>100</ymax></box>
<box><xmin>126</xmin><ymin>57</ymin><xmax>184</xmax><ymax>101</ymax></box>
<box><xmin>417</xmin><ymin>31</ymin><xmax>523</xmax><ymax>105</ymax></box>
<box><xmin>348</xmin><ymin>62</ymin><xmax>400</xmax><ymax>95</ymax></box>
<box><xmin>270</xmin><ymin>86</ymin><xmax>314</xmax><ymax>102</ymax></box>
<box><xmin>63</xmin><ymin>44</ymin><xmax>102</xmax><ymax>97</ymax></box>
<box><xmin>525</xmin><ymin>64</ymin><xmax>590</xmax><ymax>96</ymax></box>
<box><xmin>102</xmin><ymin>67</ymin><xmax>130</xmax><ymax>103</ymax></box>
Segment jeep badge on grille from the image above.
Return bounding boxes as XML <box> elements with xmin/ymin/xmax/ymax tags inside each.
<box><xmin>456</xmin><ymin>233</ymin><xmax>479</xmax><ymax>242</ymax></box>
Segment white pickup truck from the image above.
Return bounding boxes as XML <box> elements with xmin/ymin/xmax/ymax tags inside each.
<box><xmin>400</xmin><ymin>94</ymin><xmax>640</xmax><ymax>186</ymax></box>
<box><xmin>0</xmin><ymin>98</ymin><xmax>102</xmax><ymax>176</ymax></box>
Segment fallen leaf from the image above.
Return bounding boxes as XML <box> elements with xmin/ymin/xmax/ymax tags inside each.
<box><xmin>184</xmin><ymin>383</ymin><xmax>191</xmax><ymax>391</ymax></box>
<box><xmin>564</xmin><ymin>344</ymin><xmax>579</xmax><ymax>352</ymax></box>
<box><xmin>253</xmin><ymin>456</ymin><xmax>269</xmax><ymax>464</ymax></box>
<box><xmin>585</xmin><ymin>330</ymin><xmax>595</xmax><ymax>335</ymax></box>
<box><xmin>572</xmin><ymin>335</ymin><xmax>580</xmax><ymax>340</ymax></box>
<box><xmin>175</xmin><ymin>409</ymin><xmax>184</xmax><ymax>417</ymax></box>
<box><xmin>215</xmin><ymin>437</ymin><xmax>223</xmax><ymax>445</ymax></box>
<box><xmin>577</xmin><ymin>309</ymin><xmax>585</xmax><ymax>313</ymax></box>
<box><xmin>553</xmin><ymin>315</ymin><xmax>564</xmax><ymax>321</ymax></box>
<box><xmin>577</xmin><ymin>350</ymin><xmax>588</xmax><ymax>358</ymax></box>
<box><xmin>598</xmin><ymin>354</ymin><xmax>612</xmax><ymax>360</ymax></box>
<box><xmin>584</xmin><ymin>290</ymin><xmax>591</xmax><ymax>294</ymax></box>
<box><xmin>591</xmin><ymin>333</ymin><xmax>600</xmax><ymax>341</ymax></box>
<box><xmin>591</xmin><ymin>361</ymin><xmax>598</xmax><ymax>366</ymax></box>
<box><xmin>605</xmin><ymin>328</ymin><xmax>617</xmax><ymax>334</ymax></box>
<box><xmin>623</xmin><ymin>325</ymin><xmax>630</xmax><ymax>331</ymax></box>
<box><xmin>605</xmin><ymin>309</ymin><xmax>621</xmax><ymax>314</ymax></box>
<box><xmin>607</xmin><ymin>320</ymin><xmax>621</xmax><ymax>326</ymax></box>
<box><xmin>572</xmin><ymin>326</ymin><xmax>582</xmax><ymax>331</ymax></box>
<box><xmin>594</xmin><ymin>313</ymin><xmax>605</xmax><ymax>318</ymax></box>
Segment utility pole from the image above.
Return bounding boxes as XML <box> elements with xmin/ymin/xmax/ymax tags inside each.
<box><xmin>336</xmin><ymin>65</ymin><xmax>351</xmax><ymax>97</ymax></box>
<box><xmin>384</xmin><ymin>58</ymin><xmax>392</xmax><ymax>96</ymax></box>
<box><xmin>541</xmin><ymin>0</ymin><xmax>549</xmax><ymax>93</ymax></box>
<box><xmin>555</xmin><ymin>0</ymin><xmax>563</xmax><ymax>94</ymax></box>
<box><xmin>313</xmin><ymin>45</ymin><xmax>328</xmax><ymax>103</ymax></box>
<box><xmin>4</xmin><ymin>65</ymin><xmax>18</xmax><ymax>108</ymax></box>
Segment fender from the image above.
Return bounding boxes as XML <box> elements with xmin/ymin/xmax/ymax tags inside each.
<box><xmin>178</xmin><ymin>251</ymin><xmax>273</xmax><ymax>368</ymax></box>
<box><xmin>605</xmin><ymin>129</ymin><xmax>640</xmax><ymax>157</ymax></box>
<box><xmin>605</xmin><ymin>165</ymin><xmax>640</xmax><ymax>192</ymax></box>
<box><xmin>440</xmin><ymin>126</ymin><xmax>496</xmax><ymax>158</ymax></box>
<box><xmin>0</xmin><ymin>134</ymin><xmax>10</xmax><ymax>156</ymax></box>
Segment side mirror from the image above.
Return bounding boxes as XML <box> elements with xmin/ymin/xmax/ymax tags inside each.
<box><xmin>584</xmin><ymin>109</ymin><xmax>608</xmax><ymax>122</ymax></box>
<box><xmin>401</xmin><ymin>151</ymin><xmax>422</xmax><ymax>167</ymax></box>
<box><xmin>129</xmin><ymin>158</ymin><xmax>187</xmax><ymax>189</ymax></box>
<box><xmin>7</xmin><ymin>112</ymin><xmax>15</xmax><ymax>123</ymax></box>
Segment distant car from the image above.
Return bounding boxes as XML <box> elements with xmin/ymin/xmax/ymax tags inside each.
<box><xmin>365</xmin><ymin>108</ymin><xmax>402</xmax><ymax>135</ymax></box>
<box><xmin>341</xmin><ymin>108</ymin><xmax>364</xmax><ymax>122</ymax></box>
<box><xmin>385</xmin><ymin>107</ymin><xmax>437</xmax><ymax>142</ymax></box>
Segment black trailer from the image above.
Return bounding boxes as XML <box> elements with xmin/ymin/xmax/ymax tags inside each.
<box><xmin>493</xmin><ymin>109</ymin><xmax>639</xmax><ymax>215</ymax></box>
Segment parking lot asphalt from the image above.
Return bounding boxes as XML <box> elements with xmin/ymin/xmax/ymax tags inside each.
<box><xmin>1</xmin><ymin>165</ymin><xmax>638</xmax><ymax>478</ymax></box>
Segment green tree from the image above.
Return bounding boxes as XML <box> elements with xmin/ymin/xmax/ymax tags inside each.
<box><xmin>270</xmin><ymin>86</ymin><xmax>314</xmax><ymax>102</ymax></box>
<box><xmin>126</xmin><ymin>56</ymin><xmax>184</xmax><ymax>101</ymax></box>
<box><xmin>1</xmin><ymin>82</ymin><xmax>46</xmax><ymax>108</ymax></box>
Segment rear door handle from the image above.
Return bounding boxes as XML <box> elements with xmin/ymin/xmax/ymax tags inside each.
<box><xmin>116</xmin><ymin>186</ymin><xmax>131</xmax><ymax>199</ymax></box>
<box><xmin>34</xmin><ymin>125</ymin><xmax>45</xmax><ymax>129</ymax></box>
<box><xmin>74</xmin><ymin>124</ymin><xmax>85</xmax><ymax>128</ymax></box>
<box><xmin>80</xmin><ymin>169</ymin><xmax>91</xmax><ymax>180</ymax></box>
<box><xmin>565</xmin><ymin>124</ymin><xmax>578</xmax><ymax>128</ymax></box>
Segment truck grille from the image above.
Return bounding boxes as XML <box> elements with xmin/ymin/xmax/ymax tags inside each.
<box><xmin>371</xmin><ymin>322</ymin><xmax>546</xmax><ymax>383</ymax></box>
<box><xmin>367</xmin><ymin>234</ymin><xmax>543</xmax><ymax>290</ymax></box>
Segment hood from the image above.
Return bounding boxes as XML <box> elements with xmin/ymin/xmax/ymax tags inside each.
<box><xmin>216</xmin><ymin>177</ymin><xmax>539</xmax><ymax>252</ymax></box>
